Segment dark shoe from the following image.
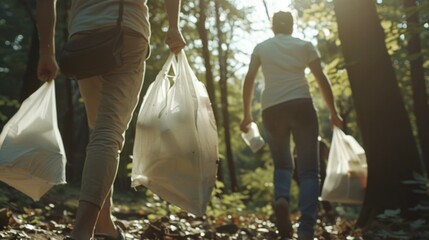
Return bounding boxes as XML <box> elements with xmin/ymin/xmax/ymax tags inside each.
<box><xmin>274</xmin><ymin>198</ymin><xmax>293</xmax><ymax>238</ymax></box>
<box><xmin>94</xmin><ymin>225</ymin><xmax>125</xmax><ymax>240</ymax></box>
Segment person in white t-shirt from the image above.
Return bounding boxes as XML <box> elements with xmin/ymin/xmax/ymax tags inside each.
<box><xmin>240</xmin><ymin>11</ymin><xmax>342</xmax><ymax>240</ymax></box>
<box><xmin>36</xmin><ymin>1</ymin><xmax>186</xmax><ymax>239</ymax></box>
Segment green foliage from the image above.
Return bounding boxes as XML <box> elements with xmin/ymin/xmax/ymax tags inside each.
<box><xmin>0</xmin><ymin>96</ymin><xmax>19</xmax><ymax>123</ymax></box>
<box><xmin>206</xmin><ymin>181</ymin><xmax>248</xmax><ymax>219</ymax></box>
<box><xmin>136</xmin><ymin>181</ymin><xmax>248</xmax><ymax>220</ymax></box>
<box><xmin>239</xmin><ymin>159</ymin><xmax>301</xmax><ymax>215</ymax></box>
<box><xmin>365</xmin><ymin>174</ymin><xmax>429</xmax><ymax>239</ymax></box>
<box><xmin>0</xmin><ymin>1</ymin><xmax>32</xmax><ymax>99</ymax></box>
<box><xmin>143</xmin><ymin>190</ymin><xmax>183</xmax><ymax>220</ymax></box>
<box><xmin>240</xmin><ymin>166</ymin><xmax>273</xmax><ymax>209</ymax></box>
<box><xmin>368</xmin><ymin>208</ymin><xmax>429</xmax><ymax>239</ymax></box>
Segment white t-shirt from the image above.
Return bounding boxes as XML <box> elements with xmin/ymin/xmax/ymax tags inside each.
<box><xmin>252</xmin><ymin>34</ymin><xmax>320</xmax><ymax>110</ymax></box>
<box><xmin>68</xmin><ymin>0</ymin><xmax>150</xmax><ymax>40</ymax></box>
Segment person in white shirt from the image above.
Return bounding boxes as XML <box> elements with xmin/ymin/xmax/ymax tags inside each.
<box><xmin>240</xmin><ymin>11</ymin><xmax>342</xmax><ymax>240</ymax></box>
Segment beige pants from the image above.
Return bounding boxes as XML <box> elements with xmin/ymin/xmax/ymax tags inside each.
<box><xmin>77</xmin><ymin>30</ymin><xmax>149</xmax><ymax>208</ymax></box>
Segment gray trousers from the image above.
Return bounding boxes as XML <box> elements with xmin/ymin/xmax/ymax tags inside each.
<box><xmin>76</xmin><ymin>29</ymin><xmax>149</xmax><ymax>208</ymax></box>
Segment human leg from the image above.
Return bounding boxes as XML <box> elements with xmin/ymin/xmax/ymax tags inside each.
<box><xmin>262</xmin><ymin>102</ymin><xmax>295</xmax><ymax>238</ymax></box>
<box><xmin>95</xmin><ymin>189</ymin><xmax>117</xmax><ymax>236</ymax></box>
<box><xmin>70</xmin><ymin>33</ymin><xmax>148</xmax><ymax>240</ymax></box>
<box><xmin>263</xmin><ymin>102</ymin><xmax>297</xmax><ymax>200</ymax></box>
<box><xmin>290</xmin><ymin>100</ymin><xmax>319</xmax><ymax>238</ymax></box>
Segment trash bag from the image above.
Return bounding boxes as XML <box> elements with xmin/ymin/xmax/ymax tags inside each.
<box><xmin>132</xmin><ymin>51</ymin><xmax>218</xmax><ymax>216</ymax></box>
<box><xmin>0</xmin><ymin>81</ymin><xmax>67</xmax><ymax>201</ymax></box>
<box><xmin>321</xmin><ymin>127</ymin><xmax>367</xmax><ymax>204</ymax></box>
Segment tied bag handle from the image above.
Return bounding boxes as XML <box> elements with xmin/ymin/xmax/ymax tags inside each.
<box><xmin>154</xmin><ymin>53</ymin><xmax>179</xmax><ymax>118</ymax></box>
<box><xmin>161</xmin><ymin>53</ymin><xmax>178</xmax><ymax>81</ymax></box>
<box><xmin>138</xmin><ymin>53</ymin><xmax>177</xmax><ymax>119</ymax></box>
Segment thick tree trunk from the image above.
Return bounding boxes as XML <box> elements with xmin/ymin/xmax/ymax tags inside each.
<box><xmin>404</xmin><ymin>0</ymin><xmax>429</xmax><ymax>174</ymax></box>
<box><xmin>333</xmin><ymin>0</ymin><xmax>425</xmax><ymax>228</ymax></box>
<box><xmin>215</xmin><ymin>0</ymin><xmax>238</xmax><ymax>192</ymax></box>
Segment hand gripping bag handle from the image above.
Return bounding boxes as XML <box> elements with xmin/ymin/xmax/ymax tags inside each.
<box><xmin>135</xmin><ymin>52</ymin><xmax>178</xmax><ymax>128</ymax></box>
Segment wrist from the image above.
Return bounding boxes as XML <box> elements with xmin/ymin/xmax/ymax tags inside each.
<box><xmin>39</xmin><ymin>46</ymin><xmax>55</xmax><ymax>56</ymax></box>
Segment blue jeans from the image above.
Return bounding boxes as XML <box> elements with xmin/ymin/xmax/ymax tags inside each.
<box><xmin>262</xmin><ymin>98</ymin><xmax>320</xmax><ymax>237</ymax></box>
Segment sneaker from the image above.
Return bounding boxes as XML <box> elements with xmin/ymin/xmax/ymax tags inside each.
<box><xmin>274</xmin><ymin>198</ymin><xmax>293</xmax><ymax>239</ymax></box>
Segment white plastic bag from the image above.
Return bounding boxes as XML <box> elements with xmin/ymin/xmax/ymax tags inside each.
<box><xmin>321</xmin><ymin>127</ymin><xmax>367</xmax><ymax>204</ymax></box>
<box><xmin>0</xmin><ymin>81</ymin><xmax>67</xmax><ymax>201</ymax></box>
<box><xmin>241</xmin><ymin>122</ymin><xmax>265</xmax><ymax>152</ymax></box>
<box><xmin>132</xmin><ymin>51</ymin><xmax>218</xmax><ymax>216</ymax></box>
<box><xmin>132</xmin><ymin>54</ymin><xmax>176</xmax><ymax>166</ymax></box>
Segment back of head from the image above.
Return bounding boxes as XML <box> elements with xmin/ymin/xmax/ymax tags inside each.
<box><xmin>272</xmin><ymin>11</ymin><xmax>293</xmax><ymax>35</ymax></box>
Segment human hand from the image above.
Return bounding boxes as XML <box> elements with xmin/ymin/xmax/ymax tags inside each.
<box><xmin>165</xmin><ymin>27</ymin><xmax>186</xmax><ymax>54</ymax></box>
<box><xmin>330</xmin><ymin>113</ymin><xmax>343</xmax><ymax>129</ymax></box>
<box><xmin>240</xmin><ymin>116</ymin><xmax>253</xmax><ymax>133</ymax></box>
<box><xmin>37</xmin><ymin>54</ymin><xmax>58</xmax><ymax>82</ymax></box>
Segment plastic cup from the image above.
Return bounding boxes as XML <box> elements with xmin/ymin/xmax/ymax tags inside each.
<box><xmin>241</xmin><ymin>122</ymin><xmax>265</xmax><ymax>153</ymax></box>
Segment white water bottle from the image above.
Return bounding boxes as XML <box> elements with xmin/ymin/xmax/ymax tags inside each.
<box><xmin>241</xmin><ymin>122</ymin><xmax>265</xmax><ymax>153</ymax></box>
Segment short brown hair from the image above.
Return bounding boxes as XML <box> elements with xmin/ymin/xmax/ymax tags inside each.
<box><xmin>272</xmin><ymin>11</ymin><xmax>293</xmax><ymax>34</ymax></box>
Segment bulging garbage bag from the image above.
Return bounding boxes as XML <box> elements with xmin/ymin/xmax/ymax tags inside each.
<box><xmin>321</xmin><ymin>127</ymin><xmax>367</xmax><ymax>204</ymax></box>
<box><xmin>132</xmin><ymin>51</ymin><xmax>218</xmax><ymax>216</ymax></box>
<box><xmin>0</xmin><ymin>81</ymin><xmax>67</xmax><ymax>201</ymax></box>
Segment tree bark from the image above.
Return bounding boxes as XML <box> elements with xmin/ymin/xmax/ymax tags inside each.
<box><xmin>333</xmin><ymin>0</ymin><xmax>425</xmax><ymax>228</ymax></box>
<box><xmin>404</xmin><ymin>0</ymin><xmax>429</xmax><ymax>175</ymax></box>
<box><xmin>19</xmin><ymin>0</ymin><xmax>40</xmax><ymax>101</ymax></box>
<box><xmin>56</xmin><ymin>0</ymin><xmax>77</xmax><ymax>184</ymax></box>
<box><xmin>196</xmin><ymin>0</ymin><xmax>218</xmax><ymax>121</ymax></box>
<box><xmin>196</xmin><ymin>0</ymin><xmax>224</xmax><ymax>183</ymax></box>
<box><xmin>214</xmin><ymin>0</ymin><xmax>239</xmax><ymax>192</ymax></box>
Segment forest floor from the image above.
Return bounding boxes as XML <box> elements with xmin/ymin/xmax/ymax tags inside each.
<box><xmin>0</xmin><ymin>185</ymin><xmax>365</xmax><ymax>240</ymax></box>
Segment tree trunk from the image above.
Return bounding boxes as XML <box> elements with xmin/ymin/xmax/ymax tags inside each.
<box><xmin>333</xmin><ymin>0</ymin><xmax>425</xmax><ymax>228</ymax></box>
<box><xmin>19</xmin><ymin>0</ymin><xmax>40</xmax><ymax>101</ymax></box>
<box><xmin>196</xmin><ymin>0</ymin><xmax>224</xmax><ymax>183</ymax></box>
<box><xmin>56</xmin><ymin>0</ymin><xmax>77</xmax><ymax>184</ymax></box>
<box><xmin>71</xmin><ymin>112</ymin><xmax>89</xmax><ymax>186</ymax></box>
<box><xmin>404</xmin><ymin>0</ymin><xmax>429</xmax><ymax>175</ymax></box>
<box><xmin>196</xmin><ymin>0</ymin><xmax>218</xmax><ymax>121</ymax></box>
<box><xmin>214</xmin><ymin>0</ymin><xmax>238</xmax><ymax>192</ymax></box>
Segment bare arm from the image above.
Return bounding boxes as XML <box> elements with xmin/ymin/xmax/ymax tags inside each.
<box><xmin>308</xmin><ymin>58</ymin><xmax>343</xmax><ymax>128</ymax></box>
<box><xmin>240</xmin><ymin>54</ymin><xmax>261</xmax><ymax>132</ymax></box>
<box><xmin>36</xmin><ymin>0</ymin><xmax>58</xmax><ymax>81</ymax></box>
<box><xmin>164</xmin><ymin>0</ymin><xmax>186</xmax><ymax>53</ymax></box>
